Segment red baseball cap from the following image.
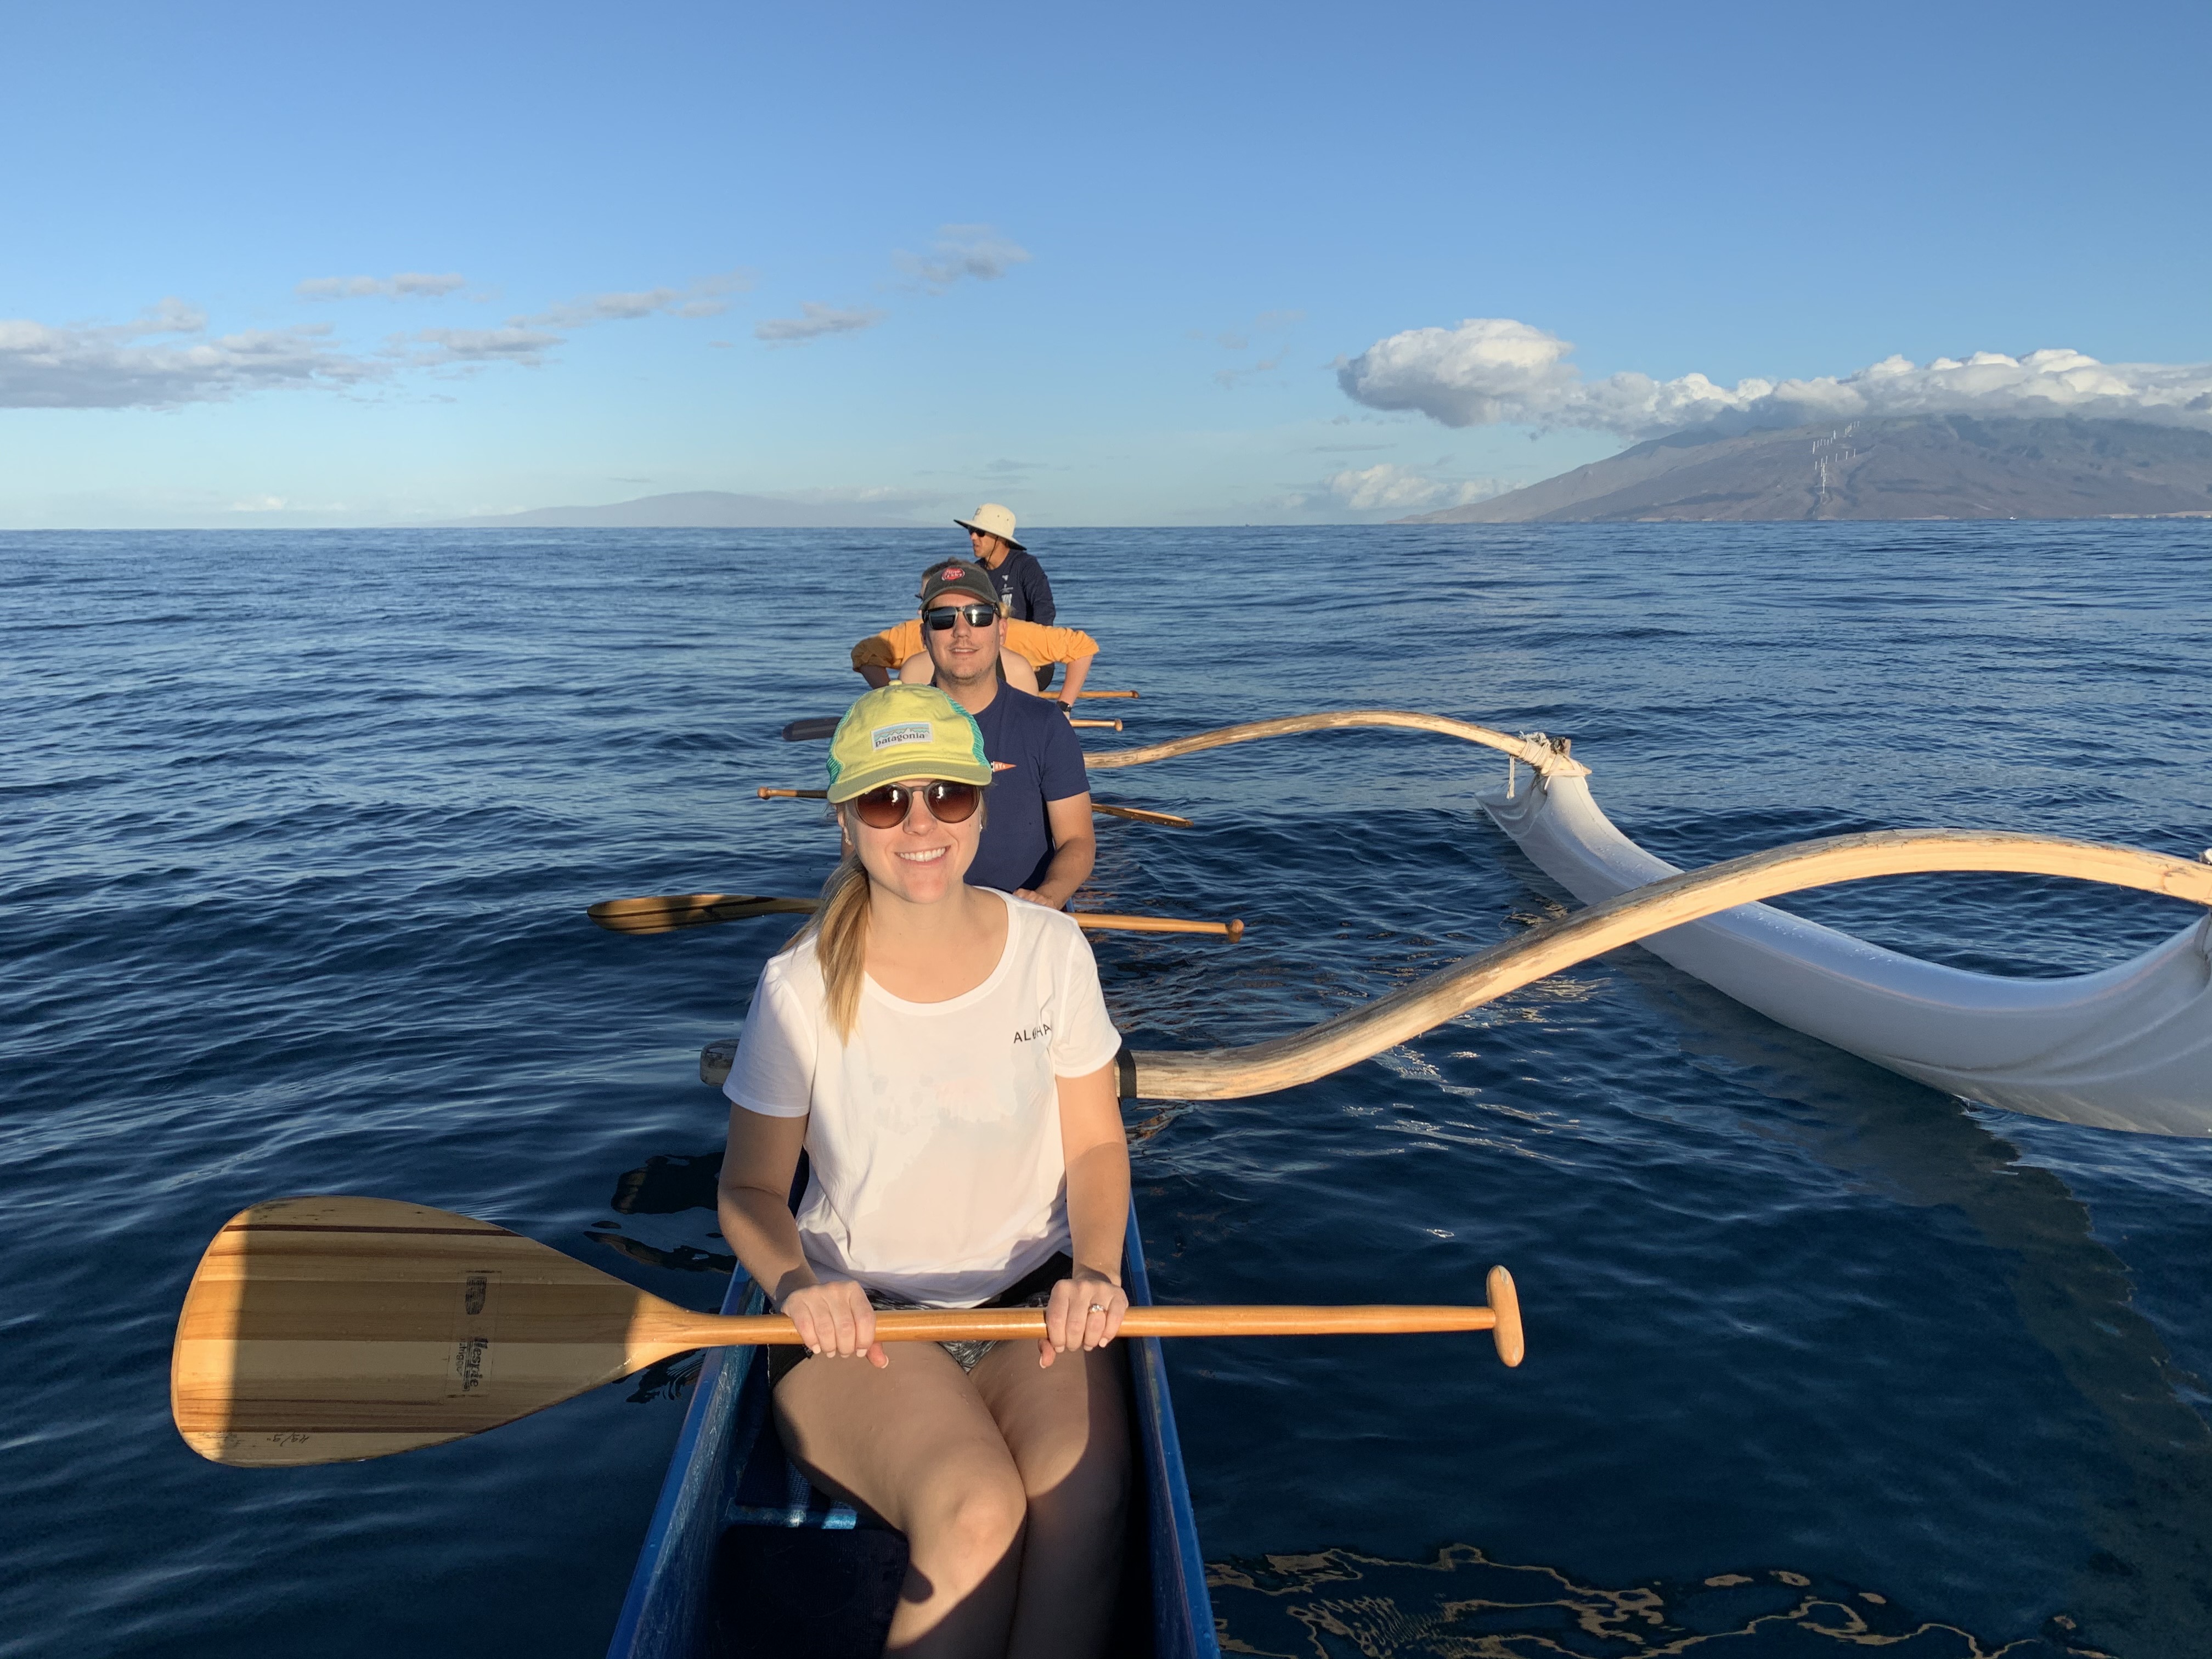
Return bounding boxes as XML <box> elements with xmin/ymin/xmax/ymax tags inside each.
<box><xmin>917</xmin><ymin>557</ymin><xmax>1003</xmax><ymax>611</ymax></box>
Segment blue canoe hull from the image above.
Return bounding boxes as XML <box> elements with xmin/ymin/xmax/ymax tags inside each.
<box><xmin>604</xmin><ymin>1200</ymin><xmax>1219</xmax><ymax>1658</ymax></box>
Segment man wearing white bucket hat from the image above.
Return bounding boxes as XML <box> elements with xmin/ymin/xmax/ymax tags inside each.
<box><xmin>955</xmin><ymin>503</ymin><xmax>1056</xmax><ymax>627</ymax></box>
<box><xmin>955</xmin><ymin>502</ymin><xmax>1073</xmax><ymax>695</ymax></box>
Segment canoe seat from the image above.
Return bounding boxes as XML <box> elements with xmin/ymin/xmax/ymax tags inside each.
<box><xmin>709</xmin><ymin>1363</ymin><xmax>909</xmax><ymax>1654</ymax></box>
<box><xmin>725</xmin><ymin>1420</ymin><xmax>861</xmax><ymax>1531</ymax></box>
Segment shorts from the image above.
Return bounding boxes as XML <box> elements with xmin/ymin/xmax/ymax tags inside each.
<box><xmin>768</xmin><ymin>1252</ymin><xmax>1075</xmax><ymax>1388</ymax></box>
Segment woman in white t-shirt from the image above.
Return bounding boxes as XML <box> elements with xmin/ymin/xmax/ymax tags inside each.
<box><xmin>717</xmin><ymin>684</ymin><xmax>1131</xmax><ymax>1658</ymax></box>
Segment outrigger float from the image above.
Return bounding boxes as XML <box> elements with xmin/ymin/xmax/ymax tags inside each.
<box><xmin>1076</xmin><ymin>710</ymin><xmax>2212</xmax><ymax>1138</ymax></box>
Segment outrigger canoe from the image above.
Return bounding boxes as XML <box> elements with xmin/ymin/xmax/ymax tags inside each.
<box><xmin>603</xmin><ymin>1197</ymin><xmax>1220</xmax><ymax>1658</ymax></box>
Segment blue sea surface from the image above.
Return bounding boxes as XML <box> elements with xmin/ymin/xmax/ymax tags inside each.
<box><xmin>3</xmin><ymin>523</ymin><xmax>2209</xmax><ymax>1657</ymax></box>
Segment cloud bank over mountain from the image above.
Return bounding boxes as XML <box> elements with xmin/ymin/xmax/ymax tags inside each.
<box><xmin>1338</xmin><ymin>318</ymin><xmax>2212</xmax><ymax>441</ymax></box>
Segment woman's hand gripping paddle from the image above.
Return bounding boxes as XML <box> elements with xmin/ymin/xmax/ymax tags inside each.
<box><xmin>173</xmin><ymin>1196</ymin><xmax>1523</xmax><ymax>1468</ymax></box>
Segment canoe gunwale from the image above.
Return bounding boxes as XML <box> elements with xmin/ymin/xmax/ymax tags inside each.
<box><xmin>603</xmin><ymin>1203</ymin><xmax>1217</xmax><ymax>1657</ymax></box>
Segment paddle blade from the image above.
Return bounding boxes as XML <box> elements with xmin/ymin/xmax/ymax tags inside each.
<box><xmin>782</xmin><ymin>717</ymin><xmax>842</xmax><ymax>741</ymax></box>
<box><xmin>171</xmin><ymin>1197</ymin><xmax>705</xmax><ymax>1468</ymax></box>
<box><xmin>587</xmin><ymin>894</ymin><xmax>818</xmax><ymax>935</ymax></box>
<box><xmin>1487</xmin><ymin>1265</ymin><xmax>1524</xmax><ymax>1367</ymax></box>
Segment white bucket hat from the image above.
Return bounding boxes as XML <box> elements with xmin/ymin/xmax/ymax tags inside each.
<box><xmin>954</xmin><ymin>503</ymin><xmax>1025</xmax><ymax>551</ymax></box>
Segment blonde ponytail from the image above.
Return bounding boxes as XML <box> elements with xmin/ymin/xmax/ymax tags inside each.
<box><xmin>798</xmin><ymin>812</ymin><xmax>872</xmax><ymax>1039</ymax></box>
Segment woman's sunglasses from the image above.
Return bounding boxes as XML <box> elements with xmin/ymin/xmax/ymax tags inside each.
<box><xmin>923</xmin><ymin>603</ymin><xmax>1000</xmax><ymax>630</ymax></box>
<box><xmin>851</xmin><ymin>779</ymin><xmax>984</xmax><ymax>830</ymax></box>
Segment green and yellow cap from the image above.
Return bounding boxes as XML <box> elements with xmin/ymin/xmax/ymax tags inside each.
<box><xmin>824</xmin><ymin>684</ymin><xmax>992</xmax><ymax>803</ymax></box>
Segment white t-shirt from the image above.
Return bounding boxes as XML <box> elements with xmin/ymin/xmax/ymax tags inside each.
<box><xmin>723</xmin><ymin>890</ymin><xmax>1124</xmax><ymax>1307</ymax></box>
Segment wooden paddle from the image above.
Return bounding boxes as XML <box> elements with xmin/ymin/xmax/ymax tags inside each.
<box><xmin>589</xmin><ymin>893</ymin><xmax>1242</xmax><ymax>939</ymax></box>
<box><xmin>1076</xmin><ymin>690</ymin><xmax>1138</xmax><ymax>699</ymax></box>
<box><xmin>755</xmin><ymin>786</ymin><xmax>1193</xmax><ymax>830</ymax></box>
<box><xmin>587</xmin><ymin>894</ymin><xmax>819</xmax><ymax>933</ymax></box>
<box><xmin>172</xmin><ymin>1196</ymin><xmax>1525</xmax><ymax>1467</ymax></box>
<box><xmin>785</xmin><ymin>715</ymin><xmax>1122</xmax><ymax>740</ymax></box>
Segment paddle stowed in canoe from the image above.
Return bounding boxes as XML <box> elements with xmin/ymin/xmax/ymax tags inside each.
<box><xmin>784</xmin><ymin>714</ymin><xmax>1123</xmax><ymax>739</ymax></box>
<box><xmin>755</xmin><ymin>786</ymin><xmax>1194</xmax><ymax>828</ymax></box>
<box><xmin>587</xmin><ymin>894</ymin><xmax>820</xmax><ymax>933</ymax></box>
<box><xmin>169</xmin><ymin>1196</ymin><xmax>1522</xmax><ymax>1468</ymax></box>
<box><xmin>588</xmin><ymin>894</ymin><xmax>1241</xmax><ymax>939</ymax></box>
<box><xmin>602</xmin><ymin>1201</ymin><xmax>1226</xmax><ymax>1659</ymax></box>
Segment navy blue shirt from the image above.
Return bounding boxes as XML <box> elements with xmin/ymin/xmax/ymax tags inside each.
<box><xmin>966</xmin><ymin>685</ymin><xmax>1088</xmax><ymax>894</ymax></box>
<box><xmin>984</xmin><ymin>549</ymin><xmax>1056</xmax><ymax>625</ymax></box>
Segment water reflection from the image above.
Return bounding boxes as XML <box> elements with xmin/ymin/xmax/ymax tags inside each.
<box><xmin>1206</xmin><ymin>1544</ymin><xmax>2107</xmax><ymax>1657</ymax></box>
<box><xmin>1601</xmin><ymin>944</ymin><xmax>2212</xmax><ymax>1656</ymax></box>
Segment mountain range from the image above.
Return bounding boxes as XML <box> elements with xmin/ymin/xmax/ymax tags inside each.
<box><xmin>450</xmin><ymin>491</ymin><xmax>934</xmax><ymax>528</ymax></box>
<box><xmin>1401</xmin><ymin>416</ymin><xmax>2212</xmax><ymax>524</ymax></box>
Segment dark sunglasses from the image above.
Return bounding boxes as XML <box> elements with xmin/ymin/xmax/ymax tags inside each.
<box><xmin>923</xmin><ymin>603</ymin><xmax>1000</xmax><ymax>630</ymax></box>
<box><xmin>851</xmin><ymin>779</ymin><xmax>984</xmax><ymax>830</ymax></box>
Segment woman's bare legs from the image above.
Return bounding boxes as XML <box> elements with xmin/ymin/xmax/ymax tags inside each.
<box><xmin>969</xmin><ymin>1344</ymin><xmax>1130</xmax><ymax>1659</ymax></box>
<box><xmin>775</xmin><ymin>1343</ymin><xmax>1028</xmax><ymax>1656</ymax></box>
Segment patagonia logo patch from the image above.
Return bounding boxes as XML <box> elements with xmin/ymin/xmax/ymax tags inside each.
<box><xmin>871</xmin><ymin>722</ymin><xmax>933</xmax><ymax>751</ymax></box>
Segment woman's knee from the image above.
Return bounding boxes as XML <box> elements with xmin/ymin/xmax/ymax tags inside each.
<box><xmin>913</xmin><ymin>1462</ymin><xmax>1029</xmax><ymax>1563</ymax></box>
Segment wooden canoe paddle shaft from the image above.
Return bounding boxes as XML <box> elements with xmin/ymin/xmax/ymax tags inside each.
<box><xmin>589</xmin><ymin>893</ymin><xmax>1240</xmax><ymax>938</ymax></box>
<box><xmin>1091</xmin><ymin>803</ymin><xmax>1194</xmax><ymax>828</ymax></box>
<box><xmin>1076</xmin><ymin>690</ymin><xmax>1137</xmax><ymax>699</ymax></box>
<box><xmin>758</xmin><ymin>787</ymin><xmax>1190</xmax><ymax>828</ymax></box>
<box><xmin>786</xmin><ymin>712</ymin><xmax>1127</xmax><ymax>740</ymax></box>
<box><xmin>173</xmin><ymin>1198</ymin><xmax>1523</xmax><ymax>1466</ymax></box>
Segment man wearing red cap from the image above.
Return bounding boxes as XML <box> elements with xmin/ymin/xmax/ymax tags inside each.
<box><xmin>876</xmin><ymin>557</ymin><xmax>1095</xmax><ymax>909</ymax></box>
<box><xmin>850</xmin><ymin>575</ymin><xmax>1099</xmax><ymax>706</ymax></box>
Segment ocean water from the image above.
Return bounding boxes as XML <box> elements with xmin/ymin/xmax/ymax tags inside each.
<box><xmin>4</xmin><ymin>522</ymin><xmax>2210</xmax><ymax>1658</ymax></box>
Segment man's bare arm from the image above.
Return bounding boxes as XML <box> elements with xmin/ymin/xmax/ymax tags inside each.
<box><xmin>1016</xmin><ymin>793</ymin><xmax>1096</xmax><ymax>910</ymax></box>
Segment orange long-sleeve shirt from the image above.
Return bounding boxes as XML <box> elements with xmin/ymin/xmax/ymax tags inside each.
<box><xmin>851</xmin><ymin>617</ymin><xmax>1100</xmax><ymax>673</ymax></box>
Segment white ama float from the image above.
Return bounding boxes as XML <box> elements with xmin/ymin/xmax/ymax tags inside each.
<box><xmin>1077</xmin><ymin>712</ymin><xmax>2212</xmax><ymax>1138</ymax></box>
<box><xmin>1477</xmin><ymin>746</ymin><xmax>2212</xmax><ymax>1137</ymax></box>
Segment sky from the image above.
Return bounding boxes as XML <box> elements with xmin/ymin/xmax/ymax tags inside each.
<box><xmin>3</xmin><ymin>0</ymin><xmax>2209</xmax><ymax>528</ymax></box>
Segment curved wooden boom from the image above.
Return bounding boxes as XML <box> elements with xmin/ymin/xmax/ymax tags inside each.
<box><xmin>1122</xmin><ymin>828</ymin><xmax>2212</xmax><ymax>1101</ymax></box>
<box><xmin>1084</xmin><ymin>709</ymin><xmax>1588</xmax><ymax>777</ymax></box>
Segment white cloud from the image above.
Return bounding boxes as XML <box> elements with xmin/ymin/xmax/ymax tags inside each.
<box><xmin>516</xmin><ymin>269</ymin><xmax>753</xmax><ymax>328</ymax></box>
<box><xmin>1339</xmin><ymin>318</ymin><xmax>2212</xmax><ymax>439</ymax></box>
<box><xmin>1212</xmin><ymin>308</ymin><xmax>1305</xmax><ymax>390</ymax></box>
<box><xmin>395</xmin><ymin>326</ymin><xmax>566</xmax><ymax>367</ymax></box>
<box><xmin>1217</xmin><ymin>352</ymin><xmax>1285</xmax><ymax>390</ymax></box>
<box><xmin>895</xmin><ymin>224</ymin><xmax>1031</xmax><ymax>292</ymax></box>
<box><xmin>0</xmin><ymin>300</ymin><xmax>385</xmax><ymax>409</ymax></box>
<box><xmin>754</xmin><ymin>302</ymin><xmax>886</xmax><ymax>344</ymax></box>
<box><xmin>297</xmin><ymin>272</ymin><xmax>467</xmax><ymax>301</ymax></box>
<box><xmin>4</xmin><ymin>266</ymin><xmax>752</xmax><ymax>407</ymax></box>
<box><xmin>1324</xmin><ymin>464</ymin><xmax>1509</xmax><ymax>514</ymax></box>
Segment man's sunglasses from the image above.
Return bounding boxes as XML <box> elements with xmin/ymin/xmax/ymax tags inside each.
<box><xmin>851</xmin><ymin>779</ymin><xmax>984</xmax><ymax>830</ymax></box>
<box><xmin>923</xmin><ymin>603</ymin><xmax>1000</xmax><ymax>631</ymax></box>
